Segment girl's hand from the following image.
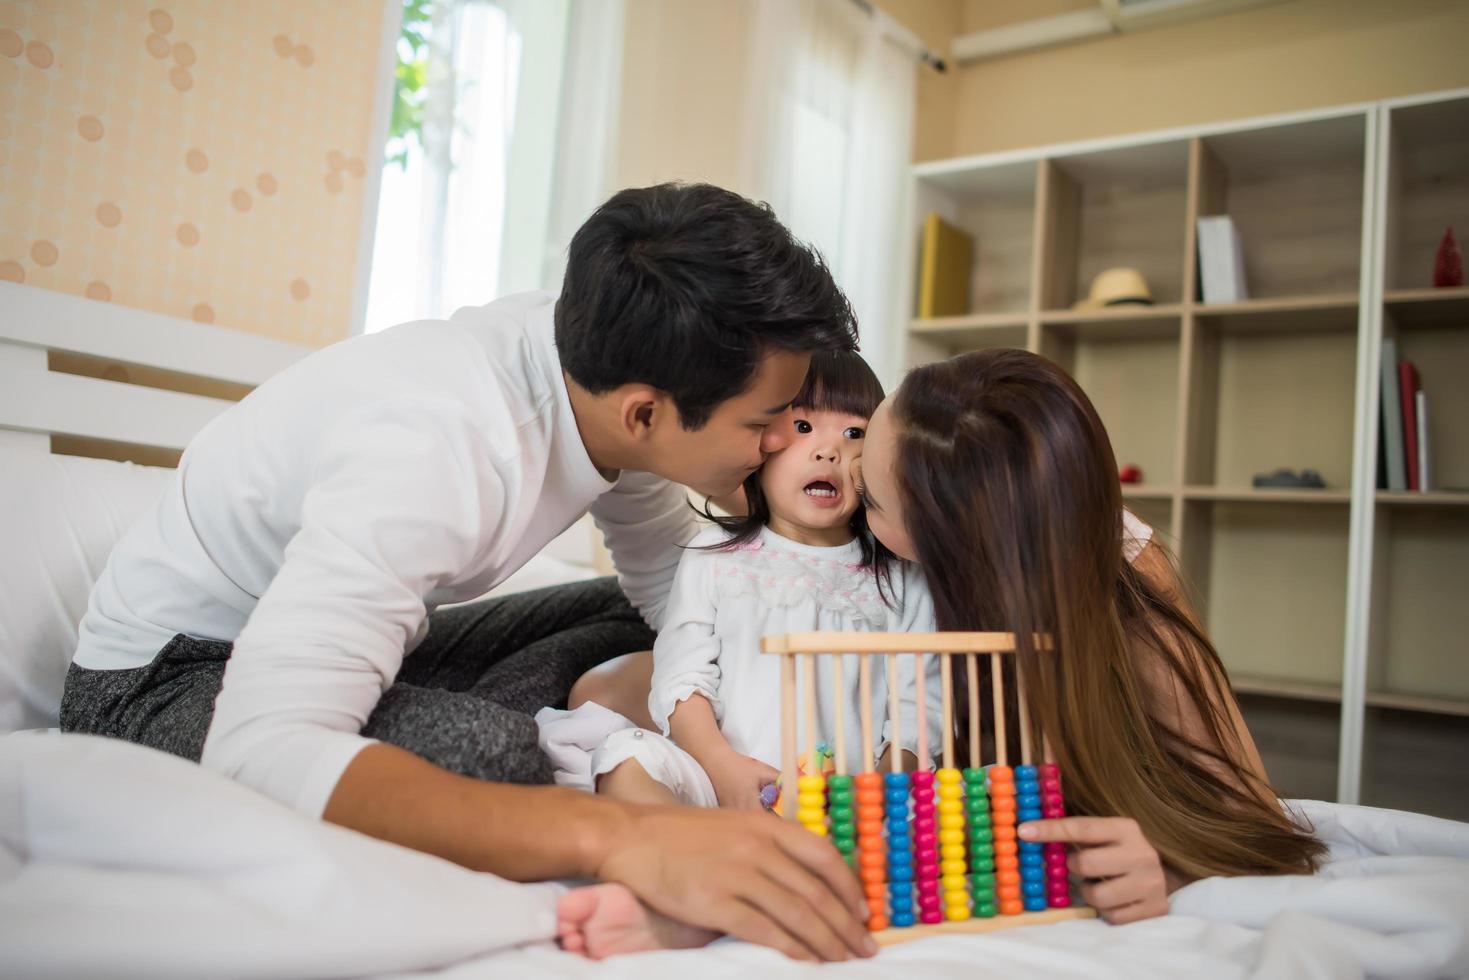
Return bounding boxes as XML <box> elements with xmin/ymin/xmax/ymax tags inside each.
<box><xmin>1018</xmin><ymin>816</ymin><xmax>1170</xmax><ymax>924</ymax></box>
<box><xmin>704</xmin><ymin>748</ymin><xmax>781</xmax><ymax>811</ymax></box>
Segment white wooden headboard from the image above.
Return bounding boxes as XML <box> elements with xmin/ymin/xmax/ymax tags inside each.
<box><xmin>0</xmin><ymin>281</ymin><xmax>317</xmax><ymax>464</ymax></box>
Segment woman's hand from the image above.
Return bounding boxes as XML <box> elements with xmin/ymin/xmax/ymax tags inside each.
<box><xmin>704</xmin><ymin>747</ymin><xmax>781</xmax><ymax>811</ymax></box>
<box><xmin>1018</xmin><ymin>816</ymin><xmax>1170</xmax><ymax>924</ymax></box>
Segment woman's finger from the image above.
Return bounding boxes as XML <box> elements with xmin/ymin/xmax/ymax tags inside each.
<box><xmin>1105</xmin><ymin>896</ymin><xmax>1169</xmax><ymax>926</ymax></box>
<box><xmin>1018</xmin><ymin>816</ymin><xmax>1134</xmax><ymax>846</ymax></box>
<box><xmin>1068</xmin><ymin>843</ymin><xmax>1138</xmax><ymax>880</ymax></box>
<box><xmin>1079</xmin><ymin>873</ymin><xmax>1144</xmax><ymax>912</ymax></box>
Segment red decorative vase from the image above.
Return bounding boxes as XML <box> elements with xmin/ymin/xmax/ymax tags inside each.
<box><xmin>1434</xmin><ymin>226</ymin><xmax>1463</xmax><ymax>288</ymax></box>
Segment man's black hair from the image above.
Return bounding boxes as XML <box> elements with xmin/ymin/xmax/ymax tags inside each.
<box><xmin>554</xmin><ymin>182</ymin><xmax>859</xmax><ymax>429</ymax></box>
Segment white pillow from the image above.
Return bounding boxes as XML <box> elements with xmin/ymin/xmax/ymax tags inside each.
<box><xmin>0</xmin><ymin>450</ymin><xmax>173</xmax><ymax>732</ymax></box>
<box><xmin>0</xmin><ymin>450</ymin><xmax>604</xmax><ymax>734</ymax></box>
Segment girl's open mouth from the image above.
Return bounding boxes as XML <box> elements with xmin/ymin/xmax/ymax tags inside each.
<box><xmin>803</xmin><ymin>480</ymin><xmax>842</xmax><ymax>507</ymax></box>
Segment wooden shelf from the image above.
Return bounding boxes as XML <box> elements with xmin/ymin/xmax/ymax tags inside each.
<box><xmin>1184</xmin><ymin>486</ymin><xmax>1351</xmax><ymax>504</ymax></box>
<box><xmin>1039</xmin><ymin>304</ymin><xmax>1182</xmax><ymax>341</ymax></box>
<box><xmin>1122</xmin><ymin>485</ymin><xmax>1175</xmax><ymax>500</ymax></box>
<box><xmin>1232</xmin><ymin>676</ymin><xmax>1341</xmax><ymax>704</ymax></box>
<box><xmin>909</xmin><ymin>312</ymin><xmax>1027</xmax><ymax>334</ymax></box>
<box><xmin>1040</xmin><ymin>303</ymin><xmax>1183</xmax><ymax>325</ymax></box>
<box><xmin>1383</xmin><ymin>287</ymin><xmax>1469</xmax><ymax>329</ymax></box>
<box><xmin>1367</xmin><ymin>691</ymin><xmax>1469</xmax><ymax>719</ymax></box>
<box><xmin>1193</xmin><ymin>293</ymin><xmax>1358</xmax><ymax>333</ymax></box>
<box><xmin>908</xmin><ymin>314</ymin><xmax>1028</xmax><ymax>352</ymax></box>
<box><xmin>1233</xmin><ymin>678</ymin><xmax>1469</xmax><ymax>718</ymax></box>
<box><xmin>1376</xmin><ymin>490</ymin><xmax>1469</xmax><ymax>507</ymax></box>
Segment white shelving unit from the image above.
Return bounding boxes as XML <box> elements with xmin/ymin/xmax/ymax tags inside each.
<box><xmin>894</xmin><ymin>88</ymin><xmax>1469</xmax><ymax>819</ymax></box>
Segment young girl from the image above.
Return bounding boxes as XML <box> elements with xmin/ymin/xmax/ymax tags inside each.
<box><xmin>578</xmin><ymin>350</ymin><xmax>939</xmax><ymax>810</ymax></box>
<box><xmin>851</xmin><ymin>347</ymin><xmax>1326</xmax><ymax>923</ymax></box>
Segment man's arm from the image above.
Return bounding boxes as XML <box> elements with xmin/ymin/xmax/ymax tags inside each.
<box><xmin>590</xmin><ymin>471</ymin><xmax>700</xmax><ymax>632</ymax></box>
<box><xmin>325</xmin><ymin>742</ymin><xmax>877</xmax><ymax>961</ymax></box>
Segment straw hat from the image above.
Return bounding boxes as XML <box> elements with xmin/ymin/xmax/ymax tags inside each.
<box><xmin>1072</xmin><ymin>267</ymin><xmax>1153</xmax><ymax>310</ymax></box>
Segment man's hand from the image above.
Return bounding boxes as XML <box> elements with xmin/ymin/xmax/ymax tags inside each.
<box><xmin>704</xmin><ymin>747</ymin><xmax>781</xmax><ymax>811</ymax></box>
<box><xmin>1019</xmin><ymin>816</ymin><xmax>1170</xmax><ymax>924</ymax></box>
<box><xmin>597</xmin><ymin>803</ymin><xmax>878</xmax><ymax>961</ymax></box>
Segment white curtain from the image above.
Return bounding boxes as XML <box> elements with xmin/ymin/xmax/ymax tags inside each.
<box><xmin>538</xmin><ymin>0</ymin><xmax>626</xmax><ymax>295</ymax></box>
<box><xmin>365</xmin><ymin>0</ymin><xmax>613</xmax><ymax>333</ymax></box>
<box><xmin>742</xmin><ymin>0</ymin><xmax>918</xmax><ymax>389</ymax></box>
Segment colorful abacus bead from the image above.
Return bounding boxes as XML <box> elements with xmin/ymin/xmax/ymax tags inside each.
<box><xmin>1015</xmin><ymin>764</ymin><xmax>1047</xmax><ymax>912</ymax></box>
<box><xmin>828</xmin><ymin>774</ymin><xmax>856</xmax><ymax>868</ymax></box>
<box><xmin>796</xmin><ymin>774</ymin><xmax>828</xmax><ymax>837</ymax></box>
<box><xmin>987</xmin><ymin>765</ymin><xmax>1023</xmax><ymax>916</ymax></box>
<box><xmin>854</xmin><ymin>772</ymin><xmax>888</xmax><ymax>930</ymax></box>
<box><xmin>884</xmin><ymin>771</ymin><xmax>915</xmax><ymax>928</ymax></box>
<box><xmin>910</xmin><ymin>770</ymin><xmax>941</xmax><ymax>925</ymax></box>
<box><xmin>964</xmin><ymin>767</ymin><xmax>997</xmax><ymax>918</ymax></box>
<box><xmin>1040</xmin><ymin>763</ymin><xmax>1071</xmax><ymax>909</ymax></box>
<box><xmin>936</xmin><ymin>768</ymin><xmax>971</xmax><ymax>921</ymax></box>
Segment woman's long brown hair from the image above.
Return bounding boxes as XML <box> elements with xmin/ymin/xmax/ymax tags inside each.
<box><xmin>891</xmin><ymin>348</ymin><xmax>1324</xmax><ymax>880</ymax></box>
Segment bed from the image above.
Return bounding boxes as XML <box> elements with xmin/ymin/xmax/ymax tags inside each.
<box><xmin>2</xmin><ymin>280</ymin><xmax>1467</xmax><ymax>979</ymax></box>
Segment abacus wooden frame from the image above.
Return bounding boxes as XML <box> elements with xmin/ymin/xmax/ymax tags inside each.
<box><xmin>762</xmin><ymin>630</ymin><xmax>1097</xmax><ymax>946</ymax></box>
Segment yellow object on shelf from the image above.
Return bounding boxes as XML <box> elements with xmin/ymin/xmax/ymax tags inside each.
<box><xmin>918</xmin><ymin>213</ymin><xmax>973</xmax><ymax>319</ymax></box>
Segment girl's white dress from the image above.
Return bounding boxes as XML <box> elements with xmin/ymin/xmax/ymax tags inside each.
<box><xmin>535</xmin><ymin>512</ymin><xmax>1153</xmax><ymax>807</ymax></box>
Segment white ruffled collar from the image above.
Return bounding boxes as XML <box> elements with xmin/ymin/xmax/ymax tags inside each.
<box><xmin>708</xmin><ymin>525</ymin><xmax>890</xmax><ymax>626</ymax></box>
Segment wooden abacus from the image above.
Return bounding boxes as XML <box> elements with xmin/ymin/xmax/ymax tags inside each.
<box><xmin>762</xmin><ymin>631</ymin><xmax>1096</xmax><ymax>946</ymax></box>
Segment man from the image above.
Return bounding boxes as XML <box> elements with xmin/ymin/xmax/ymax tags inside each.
<box><xmin>60</xmin><ymin>183</ymin><xmax>876</xmax><ymax>961</ymax></box>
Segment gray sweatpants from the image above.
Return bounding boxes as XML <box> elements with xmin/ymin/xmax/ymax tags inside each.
<box><xmin>59</xmin><ymin>577</ymin><xmax>655</xmax><ymax>785</ymax></box>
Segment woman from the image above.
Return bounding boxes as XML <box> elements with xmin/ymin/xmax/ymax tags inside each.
<box><xmin>851</xmin><ymin>348</ymin><xmax>1325</xmax><ymax>923</ymax></box>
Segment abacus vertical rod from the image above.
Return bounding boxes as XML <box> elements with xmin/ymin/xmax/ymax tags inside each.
<box><xmin>940</xmin><ymin>653</ymin><xmax>955</xmax><ymax>770</ymax></box>
<box><xmin>967</xmin><ymin>653</ymin><xmax>980</xmax><ymax>767</ymax></box>
<box><xmin>1017</xmin><ymin>658</ymin><xmax>1033</xmax><ymax>766</ymax></box>
<box><xmin>781</xmin><ymin>652</ymin><xmax>797</xmax><ymax>820</ymax></box>
<box><xmin>915</xmin><ymin>653</ymin><xmax>929</xmax><ymax>771</ymax></box>
<box><xmin>887</xmin><ymin>654</ymin><xmax>901</xmax><ymax>774</ymax></box>
<box><xmin>991</xmin><ymin>652</ymin><xmax>1007</xmax><ymax>768</ymax></box>
<box><xmin>859</xmin><ymin>655</ymin><xmax>874</xmax><ymax>773</ymax></box>
<box><xmin>833</xmin><ymin>654</ymin><xmax>847</xmax><ymax>777</ymax></box>
<box><xmin>802</xmin><ymin>654</ymin><xmax>818</xmax><ymax>777</ymax></box>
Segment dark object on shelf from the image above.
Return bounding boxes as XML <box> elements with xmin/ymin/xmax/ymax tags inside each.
<box><xmin>1119</xmin><ymin>464</ymin><xmax>1142</xmax><ymax>484</ymax></box>
<box><xmin>1073</xmin><ymin>267</ymin><xmax>1153</xmax><ymax>310</ymax></box>
<box><xmin>1433</xmin><ymin>226</ymin><xmax>1463</xmax><ymax>288</ymax></box>
<box><xmin>1253</xmin><ymin>468</ymin><xmax>1327</xmax><ymax>489</ymax></box>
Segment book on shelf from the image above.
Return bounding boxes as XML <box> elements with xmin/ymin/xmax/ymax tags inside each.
<box><xmin>917</xmin><ymin>213</ymin><xmax>973</xmax><ymax>319</ymax></box>
<box><xmin>1196</xmin><ymin>215</ymin><xmax>1249</xmax><ymax>304</ymax></box>
<box><xmin>1380</xmin><ymin>338</ymin><xmax>1407</xmax><ymax>492</ymax></box>
<box><xmin>1416</xmin><ymin>389</ymin><xmax>1431</xmax><ymax>492</ymax></box>
<box><xmin>1400</xmin><ymin>361</ymin><xmax>1421</xmax><ymax>492</ymax></box>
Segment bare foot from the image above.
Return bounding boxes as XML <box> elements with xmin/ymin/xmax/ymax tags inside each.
<box><xmin>556</xmin><ymin>882</ymin><xmax>718</xmax><ymax>959</ymax></box>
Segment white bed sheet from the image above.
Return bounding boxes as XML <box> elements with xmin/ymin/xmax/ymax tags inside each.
<box><xmin>2</xmin><ymin>731</ymin><xmax>1466</xmax><ymax>980</ymax></box>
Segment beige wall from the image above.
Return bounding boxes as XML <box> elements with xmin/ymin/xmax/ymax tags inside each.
<box><xmin>613</xmin><ymin>0</ymin><xmax>959</xmax><ymax>191</ymax></box>
<box><xmin>868</xmin><ymin>0</ymin><xmax>961</xmax><ymax>164</ymax></box>
<box><xmin>0</xmin><ymin>0</ymin><xmax>387</xmax><ymax>346</ymax></box>
<box><xmin>928</xmin><ymin>0</ymin><xmax>1469</xmax><ymax>160</ymax></box>
<box><xmin>615</xmin><ymin>0</ymin><xmax>754</xmax><ymax>193</ymax></box>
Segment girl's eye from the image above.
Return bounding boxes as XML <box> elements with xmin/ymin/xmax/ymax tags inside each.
<box><xmin>794</xmin><ymin>419</ymin><xmax>813</xmax><ymax>434</ymax></box>
<box><xmin>844</xmin><ymin>426</ymin><xmax>865</xmax><ymax>440</ymax></box>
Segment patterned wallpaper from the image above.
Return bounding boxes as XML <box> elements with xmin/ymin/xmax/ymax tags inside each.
<box><xmin>0</xmin><ymin>0</ymin><xmax>387</xmax><ymax>346</ymax></box>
